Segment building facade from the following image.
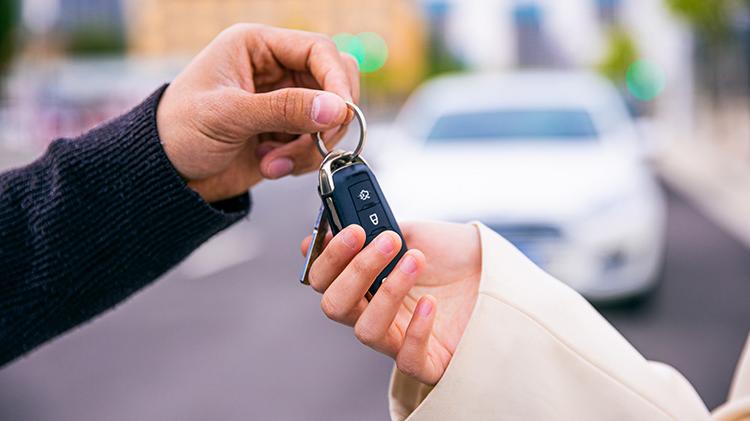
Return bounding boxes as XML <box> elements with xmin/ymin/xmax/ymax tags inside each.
<box><xmin>124</xmin><ymin>0</ymin><xmax>427</xmax><ymax>94</ymax></box>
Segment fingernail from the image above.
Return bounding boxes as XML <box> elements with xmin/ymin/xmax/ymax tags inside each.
<box><xmin>311</xmin><ymin>92</ymin><xmax>345</xmax><ymax>125</ymax></box>
<box><xmin>266</xmin><ymin>158</ymin><xmax>294</xmax><ymax>179</ymax></box>
<box><xmin>341</xmin><ymin>227</ymin><xmax>359</xmax><ymax>250</ymax></box>
<box><xmin>375</xmin><ymin>233</ymin><xmax>395</xmax><ymax>255</ymax></box>
<box><xmin>255</xmin><ymin>143</ymin><xmax>276</xmax><ymax>160</ymax></box>
<box><xmin>417</xmin><ymin>299</ymin><xmax>433</xmax><ymax>317</ymax></box>
<box><xmin>399</xmin><ymin>254</ymin><xmax>418</xmax><ymax>274</ymax></box>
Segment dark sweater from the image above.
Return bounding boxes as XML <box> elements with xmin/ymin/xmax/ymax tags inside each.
<box><xmin>0</xmin><ymin>85</ymin><xmax>251</xmax><ymax>366</ymax></box>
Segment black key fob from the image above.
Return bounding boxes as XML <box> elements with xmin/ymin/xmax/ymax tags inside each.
<box><xmin>319</xmin><ymin>155</ymin><xmax>407</xmax><ymax>297</ymax></box>
<box><xmin>299</xmin><ymin>101</ymin><xmax>406</xmax><ymax>298</ymax></box>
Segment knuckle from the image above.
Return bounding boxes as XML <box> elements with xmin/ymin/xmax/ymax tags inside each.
<box><xmin>269</xmin><ymin>90</ymin><xmax>289</xmax><ymax>122</ymax></box>
<box><xmin>311</xmin><ymin>36</ymin><xmax>339</xmax><ymax>61</ymax></box>
<box><xmin>377</xmin><ymin>280</ymin><xmax>401</xmax><ymax>303</ymax></box>
<box><xmin>320</xmin><ymin>295</ymin><xmax>345</xmax><ymax>321</ymax></box>
<box><xmin>222</xmin><ymin>23</ymin><xmax>258</xmax><ymax>39</ymax></box>
<box><xmin>341</xmin><ymin>52</ymin><xmax>359</xmax><ymax>68</ymax></box>
<box><xmin>272</xmin><ymin>89</ymin><xmax>305</xmax><ymax>124</ymax></box>
<box><xmin>396</xmin><ymin>355</ymin><xmax>420</xmax><ymax>378</ymax></box>
<box><xmin>353</xmin><ymin>322</ymin><xmax>379</xmax><ymax>346</ymax></box>
<box><xmin>313</xmin><ymin>33</ymin><xmax>335</xmax><ymax>47</ymax></box>
<box><xmin>349</xmin><ymin>256</ymin><xmax>377</xmax><ymax>279</ymax></box>
<box><xmin>307</xmin><ymin>270</ymin><xmax>325</xmax><ymax>293</ymax></box>
<box><xmin>270</xmin><ymin>89</ymin><xmax>290</xmax><ymax>119</ymax></box>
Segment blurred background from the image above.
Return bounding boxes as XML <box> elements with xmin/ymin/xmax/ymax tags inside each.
<box><xmin>1</xmin><ymin>0</ymin><xmax>750</xmax><ymax>419</ymax></box>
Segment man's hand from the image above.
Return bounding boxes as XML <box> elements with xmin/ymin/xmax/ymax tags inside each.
<box><xmin>300</xmin><ymin>221</ymin><xmax>481</xmax><ymax>385</ymax></box>
<box><xmin>157</xmin><ymin>24</ymin><xmax>360</xmax><ymax>202</ymax></box>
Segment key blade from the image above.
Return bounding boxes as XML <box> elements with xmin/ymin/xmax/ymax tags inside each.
<box><xmin>299</xmin><ymin>204</ymin><xmax>330</xmax><ymax>284</ymax></box>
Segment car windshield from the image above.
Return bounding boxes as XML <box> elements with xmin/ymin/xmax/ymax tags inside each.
<box><xmin>426</xmin><ymin>109</ymin><xmax>598</xmax><ymax>142</ymax></box>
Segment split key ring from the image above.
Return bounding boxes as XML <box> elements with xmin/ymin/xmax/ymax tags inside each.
<box><xmin>315</xmin><ymin>101</ymin><xmax>367</xmax><ymax>158</ymax></box>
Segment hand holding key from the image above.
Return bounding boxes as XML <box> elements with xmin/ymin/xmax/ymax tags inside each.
<box><xmin>301</xmin><ymin>102</ymin><xmax>407</xmax><ymax>296</ymax></box>
<box><xmin>156</xmin><ymin>24</ymin><xmax>360</xmax><ymax>203</ymax></box>
<box><xmin>301</xmin><ymin>221</ymin><xmax>481</xmax><ymax>385</ymax></box>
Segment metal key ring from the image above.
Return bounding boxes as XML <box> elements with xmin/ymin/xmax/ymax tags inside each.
<box><xmin>315</xmin><ymin>101</ymin><xmax>366</xmax><ymax>158</ymax></box>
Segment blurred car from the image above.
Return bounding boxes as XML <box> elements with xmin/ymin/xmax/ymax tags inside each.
<box><xmin>374</xmin><ymin>71</ymin><xmax>666</xmax><ymax>302</ymax></box>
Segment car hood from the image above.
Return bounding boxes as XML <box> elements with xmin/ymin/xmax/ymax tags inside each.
<box><xmin>376</xmin><ymin>143</ymin><xmax>647</xmax><ymax>223</ymax></box>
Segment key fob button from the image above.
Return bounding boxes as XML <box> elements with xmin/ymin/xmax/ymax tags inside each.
<box><xmin>358</xmin><ymin>205</ymin><xmax>388</xmax><ymax>234</ymax></box>
<box><xmin>349</xmin><ymin>180</ymin><xmax>379</xmax><ymax>211</ymax></box>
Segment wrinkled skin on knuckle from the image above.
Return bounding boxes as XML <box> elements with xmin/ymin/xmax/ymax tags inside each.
<box><xmin>340</xmin><ymin>52</ymin><xmax>359</xmax><ymax>69</ymax></box>
<box><xmin>309</xmin><ymin>32</ymin><xmax>334</xmax><ymax>47</ymax></box>
<box><xmin>308</xmin><ymin>270</ymin><xmax>326</xmax><ymax>294</ymax></box>
<box><xmin>309</xmin><ymin>41</ymin><xmax>336</xmax><ymax>71</ymax></box>
<box><xmin>320</xmin><ymin>295</ymin><xmax>345</xmax><ymax>321</ymax></box>
<box><xmin>348</xmin><ymin>255</ymin><xmax>379</xmax><ymax>281</ymax></box>
<box><xmin>222</xmin><ymin>23</ymin><xmax>264</xmax><ymax>42</ymax></box>
<box><xmin>270</xmin><ymin>89</ymin><xmax>293</xmax><ymax>123</ymax></box>
<box><xmin>271</xmin><ymin>89</ymin><xmax>308</xmax><ymax>129</ymax></box>
<box><xmin>396</xmin><ymin>355</ymin><xmax>421</xmax><ymax>379</ymax></box>
<box><xmin>354</xmin><ymin>322</ymin><xmax>380</xmax><ymax>346</ymax></box>
<box><xmin>376</xmin><ymin>280</ymin><xmax>400</xmax><ymax>304</ymax></box>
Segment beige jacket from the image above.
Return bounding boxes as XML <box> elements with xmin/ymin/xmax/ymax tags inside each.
<box><xmin>389</xmin><ymin>224</ymin><xmax>750</xmax><ymax>420</ymax></box>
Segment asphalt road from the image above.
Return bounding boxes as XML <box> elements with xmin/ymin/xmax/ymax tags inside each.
<box><xmin>0</xmin><ymin>175</ymin><xmax>748</xmax><ymax>420</ymax></box>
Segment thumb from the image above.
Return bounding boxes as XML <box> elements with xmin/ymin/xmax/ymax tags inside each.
<box><xmin>244</xmin><ymin>88</ymin><xmax>348</xmax><ymax>135</ymax></box>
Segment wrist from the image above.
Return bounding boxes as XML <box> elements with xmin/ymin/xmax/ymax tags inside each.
<box><xmin>188</xmin><ymin>175</ymin><xmax>260</xmax><ymax>204</ymax></box>
<box><xmin>155</xmin><ymin>84</ymin><xmax>190</xmax><ymax>177</ymax></box>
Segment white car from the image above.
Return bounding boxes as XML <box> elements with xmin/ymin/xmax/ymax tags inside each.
<box><xmin>373</xmin><ymin>71</ymin><xmax>666</xmax><ymax>302</ymax></box>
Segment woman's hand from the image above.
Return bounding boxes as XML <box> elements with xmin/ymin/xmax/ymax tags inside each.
<box><xmin>300</xmin><ymin>221</ymin><xmax>481</xmax><ymax>385</ymax></box>
<box><xmin>157</xmin><ymin>24</ymin><xmax>360</xmax><ymax>202</ymax></box>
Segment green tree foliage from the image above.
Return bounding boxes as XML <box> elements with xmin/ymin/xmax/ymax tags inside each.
<box><xmin>665</xmin><ymin>0</ymin><xmax>732</xmax><ymax>42</ymax></box>
<box><xmin>598</xmin><ymin>27</ymin><xmax>639</xmax><ymax>84</ymax></box>
<box><xmin>66</xmin><ymin>25</ymin><xmax>126</xmax><ymax>56</ymax></box>
<box><xmin>0</xmin><ymin>0</ymin><xmax>19</xmax><ymax>74</ymax></box>
<box><xmin>425</xmin><ymin>41</ymin><xmax>464</xmax><ymax>78</ymax></box>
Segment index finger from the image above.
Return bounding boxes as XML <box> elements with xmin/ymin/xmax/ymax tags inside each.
<box><xmin>258</xmin><ymin>27</ymin><xmax>353</xmax><ymax>101</ymax></box>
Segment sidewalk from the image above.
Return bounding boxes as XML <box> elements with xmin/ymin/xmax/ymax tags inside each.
<box><xmin>657</xmin><ymin>139</ymin><xmax>750</xmax><ymax>249</ymax></box>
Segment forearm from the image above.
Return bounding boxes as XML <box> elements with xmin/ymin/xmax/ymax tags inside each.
<box><xmin>0</xmin><ymin>86</ymin><xmax>250</xmax><ymax>365</ymax></box>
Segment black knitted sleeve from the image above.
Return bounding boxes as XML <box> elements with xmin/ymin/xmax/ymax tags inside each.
<box><xmin>0</xmin><ymin>85</ymin><xmax>251</xmax><ymax>365</ymax></box>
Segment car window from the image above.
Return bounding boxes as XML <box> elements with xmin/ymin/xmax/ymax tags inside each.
<box><xmin>426</xmin><ymin>109</ymin><xmax>598</xmax><ymax>142</ymax></box>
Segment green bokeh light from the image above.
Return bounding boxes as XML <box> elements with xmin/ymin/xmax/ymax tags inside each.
<box><xmin>332</xmin><ymin>32</ymin><xmax>388</xmax><ymax>73</ymax></box>
<box><xmin>357</xmin><ymin>32</ymin><xmax>388</xmax><ymax>73</ymax></box>
<box><xmin>332</xmin><ymin>33</ymin><xmax>365</xmax><ymax>65</ymax></box>
<box><xmin>626</xmin><ymin>59</ymin><xmax>666</xmax><ymax>101</ymax></box>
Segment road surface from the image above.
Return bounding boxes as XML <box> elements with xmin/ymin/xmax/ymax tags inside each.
<box><xmin>0</xmin><ymin>174</ymin><xmax>748</xmax><ymax>420</ymax></box>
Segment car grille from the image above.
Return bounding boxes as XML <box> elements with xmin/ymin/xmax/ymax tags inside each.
<box><xmin>485</xmin><ymin>223</ymin><xmax>563</xmax><ymax>266</ymax></box>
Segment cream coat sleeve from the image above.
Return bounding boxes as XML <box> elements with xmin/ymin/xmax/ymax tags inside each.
<box><xmin>389</xmin><ymin>223</ymin><xmax>723</xmax><ymax>420</ymax></box>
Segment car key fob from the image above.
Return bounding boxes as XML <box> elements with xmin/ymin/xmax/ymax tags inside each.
<box><xmin>319</xmin><ymin>153</ymin><xmax>407</xmax><ymax>297</ymax></box>
<box><xmin>299</xmin><ymin>102</ymin><xmax>407</xmax><ymax>298</ymax></box>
